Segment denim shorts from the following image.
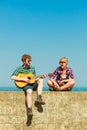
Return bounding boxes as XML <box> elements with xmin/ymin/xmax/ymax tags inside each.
<box><xmin>23</xmin><ymin>82</ymin><xmax>38</xmax><ymax>92</ymax></box>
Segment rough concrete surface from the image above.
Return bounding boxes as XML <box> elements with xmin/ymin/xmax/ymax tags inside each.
<box><xmin>0</xmin><ymin>92</ymin><xmax>87</xmax><ymax>130</ymax></box>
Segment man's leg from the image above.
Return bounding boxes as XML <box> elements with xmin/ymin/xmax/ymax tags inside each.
<box><xmin>36</xmin><ymin>78</ymin><xmax>45</xmax><ymax>104</ymax></box>
<box><xmin>25</xmin><ymin>89</ymin><xmax>33</xmax><ymax>126</ymax></box>
<box><xmin>26</xmin><ymin>89</ymin><xmax>33</xmax><ymax>115</ymax></box>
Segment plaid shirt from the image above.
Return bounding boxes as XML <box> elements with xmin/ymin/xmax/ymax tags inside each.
<box><xmin>51</xmin><ymin>66</ymin><xmax>75</xmax><ymax>84</ymax></box>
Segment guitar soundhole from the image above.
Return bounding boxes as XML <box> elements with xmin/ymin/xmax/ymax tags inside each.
<box><xmin>28</xmin><ymin>77</ymin><xmax>31</xmax><ymax>79</ymax></box>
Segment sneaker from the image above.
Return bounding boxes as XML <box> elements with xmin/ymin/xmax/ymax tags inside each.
<box><xmin>36</xmin><ymin>95</ymin><xmax>45</xmax><ymax>105</ymax></box>
<box><xmin>27</xmin><ymin>107</ymin><xmax>33</xmax><ymax>116</ymax></box>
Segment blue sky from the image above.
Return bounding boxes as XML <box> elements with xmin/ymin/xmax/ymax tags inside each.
<box><xmin>0</xmin><ymin>0</ymin><xmax>87</xmax><ymax>87</ymax></box>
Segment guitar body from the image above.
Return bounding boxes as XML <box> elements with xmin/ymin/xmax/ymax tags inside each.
<box><xmin>15</xmin><ymin>73</ymin><xmax>36</xmax><ymax>88</ymax></box>
<box><xmin>15</xmin><ymin>73</ymin><xmax>51</xmax><ymax>88</ymax></box>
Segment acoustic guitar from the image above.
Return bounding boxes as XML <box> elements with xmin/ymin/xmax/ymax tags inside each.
<box><xmin>15</xmin><ymin>73</ymin><xmax>50</xmax><ymax>88</ymax></box>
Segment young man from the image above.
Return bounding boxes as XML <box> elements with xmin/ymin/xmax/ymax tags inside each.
<box><xmin>47</xmin><ymin>57</ymin><xmax>75</xmax><ymax>91</ymax></box>
<box><xmin>11</xmin><ymin>54</ymin><xmax>45</xmax><ymax>126</ymax></box>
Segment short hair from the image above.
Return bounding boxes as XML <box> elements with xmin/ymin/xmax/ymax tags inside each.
<box><xmin>59</xmin><ymin>57</ymin><xmax>68</xmax><ymax>64</ymax></box>
<box><xmin>21</xmin><ymin>54</ymin><xmax>31</xmax><ymax>62</ymax></box>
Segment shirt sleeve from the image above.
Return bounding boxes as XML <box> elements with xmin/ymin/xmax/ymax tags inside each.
<box><xmin>11</xmin><ymin>67</ymin><xmax>20</xmax><ymax>76</ymax></box>
<box><xmin>69</xmin><ymin>68</ymin><xmax>75</xmax><ymax>79</ymax></box>
<box><xmin>51</xmin><ymin>67</ymin><xmax>59</xmax><ymax>79</ymax></box>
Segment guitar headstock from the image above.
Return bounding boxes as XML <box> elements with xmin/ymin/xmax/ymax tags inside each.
<box><xmin>48</xmin><ymin>73</ymin><xmax>53</xmax><ymax>77</ymax></box>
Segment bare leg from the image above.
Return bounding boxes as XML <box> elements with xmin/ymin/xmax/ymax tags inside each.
<box><xmin>37</xmin><ymin>78</ymin><xmax>44</xmax><ymax>95</ymax></box>
<box><xmin>26</xmin><ymin>89</ymin><xmax>33</xmax><ymax>126</ymax></box>
<box><xmin>47</xmin><ymin>79</ymin><xmax>75</xmax><ymax>91</ymax></box>
<box><xmin>47</xmin><ymin>79</ymin><xmax>59</xmax><ymax>89</ymax></box>
<box><xmin>26</xmin><ymin>89</ymin><xmax>33</xmax><ymax>108</ymax></box>
<box><xmin>35</xmin><ymin>78</ymin><xmax>45</xmax><ymax>105</ymax></box>
<box><xmin>59</xmin><ymin>80</ymin><xmax>75</xmax><ymax>91</ymax></box>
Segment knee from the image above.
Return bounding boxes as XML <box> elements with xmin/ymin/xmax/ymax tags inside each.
<box><xmin>47</xmin><ymin>80</ymin><xmax>50</xmax><ymax>84</ymax></box>
<box><xmin>38</xmin><ymin>78</ymin><xmax>43</xmax><ymax>84</ymax></box>
<box><xmin>70</xmin><ymin>79</ymin><xmax>75</xmax><ymax>86</ymax></box>
<box><xmin>26</xmin><ymin>89</ymin><xmax>32</xmax><ymax>96</ymax></box>
<box><xmin>47</xmin><ymin>80</ymin><xmax>52</xmax><ymax>86</ymax></box>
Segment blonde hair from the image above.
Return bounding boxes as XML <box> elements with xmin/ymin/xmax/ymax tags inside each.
<box><xmin>59</xmin><ymin>57</ymin><xmax>68</xmax><ymax>64</ymax></box>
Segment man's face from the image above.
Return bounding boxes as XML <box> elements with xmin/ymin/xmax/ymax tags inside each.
<box><xmin>23</xmin><ymin>58</ymin><xmax>31</xmax><ymax>67</ymax></box>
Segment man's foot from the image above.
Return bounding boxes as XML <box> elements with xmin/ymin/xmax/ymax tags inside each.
<box><xmin>26</xmin><ymin>115</ymin><xmax>33</xmax><ymax>126</ymax></box>
<box><xmin>35</xmin><ymin>95</ymin><xmax>45</xmax><ymax>105</ymax></box>
<box><xmin>26</xmin><ymin>107</ymin><xmax>33</xmax><ymax>126</ymax></box>
<box><xmin>34</xmin><ymin>101</ymin><xmax>43</xmax><ymax>112</ymax></box>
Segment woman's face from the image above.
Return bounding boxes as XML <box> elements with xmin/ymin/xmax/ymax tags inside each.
<box><xmin>59</xmin><ymin>61</ymin><xmax>67</xmax><ymax>69</ymax></box>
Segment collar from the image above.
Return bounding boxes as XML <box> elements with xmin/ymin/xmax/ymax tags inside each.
<box><xmin>22</xmin><ymin>64</ymin><xmax>30</xmax><ymax>69</ymax></box>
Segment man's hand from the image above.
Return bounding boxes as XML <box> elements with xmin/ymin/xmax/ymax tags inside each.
<box><xmin>23</xmin><ymin>78</ymin><xmax>30</xmax><ymax>83</ymax></box>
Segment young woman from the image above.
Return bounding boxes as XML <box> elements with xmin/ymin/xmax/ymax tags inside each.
<box><xmin>47</xmin><ymin>57</ymin><xmax>75</xmax><ymax>91</ymax></box>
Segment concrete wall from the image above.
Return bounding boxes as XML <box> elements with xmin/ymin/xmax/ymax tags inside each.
<box><xmin>0</xmin><ymin>92</ymin><xmax>87</xmax><ymax>130</ymax></box>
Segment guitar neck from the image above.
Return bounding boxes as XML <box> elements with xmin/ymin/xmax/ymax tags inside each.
<box><xmin>36</xmin><ymin>73</ymin><xmax>49</xmax><ymax>79</ymax></box>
